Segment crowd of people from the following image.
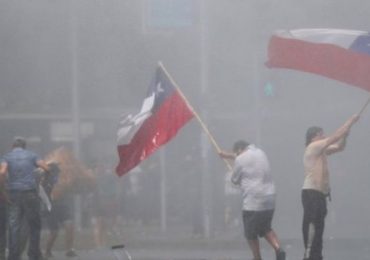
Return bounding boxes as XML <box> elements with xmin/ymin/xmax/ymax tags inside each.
<box><xmin>0</xmin><ymin>111</ymin><xmax>361</xmax><ymax>260</ymax></box>
<box><xmin>0</xmin><ymin>138</ymin><xmax>125</xmax><ymax>260</ymax></box>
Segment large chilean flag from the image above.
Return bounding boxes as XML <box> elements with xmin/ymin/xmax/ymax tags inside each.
<box><xmin>266</xmin><ymin>29</ymin><xmax>370</xmax><ymax>92</ymax></box>
<box><xmin>115</xmin><ymin>64</ymin><xmax>194</xmax><ymax>176</ymax></box>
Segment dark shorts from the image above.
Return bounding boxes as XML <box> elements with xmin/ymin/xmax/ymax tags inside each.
<box><xmin>242</xmin><ymin>209</ymin><xmax>274</xmax><ymax>240</ymax></box>
<box><xmin>47</xmin><ymin>199</ymin><xmax>73</xmax><ymax>231</ymax></box>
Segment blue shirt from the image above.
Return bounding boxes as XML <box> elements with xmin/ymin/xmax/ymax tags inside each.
<box><xmin>3</xmin><ymin>147</ymin><xmax>40</xmax><ymax>191</ymax></box>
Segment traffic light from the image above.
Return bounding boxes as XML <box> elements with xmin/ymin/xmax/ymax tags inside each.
<box><xmin>263</xmin><ymin>82</ymin><xmax>275</xmax><ymax>97</ymax></box>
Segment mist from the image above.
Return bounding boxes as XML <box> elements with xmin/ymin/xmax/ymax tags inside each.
<box><xmin>1</xmin><ymin>0</ymin><xmax>370</xmax><ymax>255</ymax></box>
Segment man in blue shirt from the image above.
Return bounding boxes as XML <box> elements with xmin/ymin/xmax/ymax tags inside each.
<box><xmin>0</xmin><ymin>137</ymin><xmax>49</xmax><ymax>260</ymax></box>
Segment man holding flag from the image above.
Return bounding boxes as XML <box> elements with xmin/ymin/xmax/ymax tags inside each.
<box><xmin>266</xmin><ymin>28</ymin><xmax>369</xmax><ymax>260</ymax></box>
<box><xmin>302</xmin><ymin>114</ymin><xmax>359</xmax><ymax>260</ymax></box>
<box><xmin>219</xmin><ymin>140</ymin><xmax>286</xmax><ymax>260</ymax></box>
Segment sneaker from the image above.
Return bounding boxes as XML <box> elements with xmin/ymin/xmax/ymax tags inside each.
<box><xmin>276</xmin><ymin>249</ymin><xmax>286</xmax><ymax>260</ymax></box>
<box><xmin>65</xmin><ymin>249</ymin><xmax>78</xmax><ymax>257</ymax></box>
<box><xmin>44</xmin><ymin>251</ymin><xmax>53</xmax><ymax>259</ymax></box>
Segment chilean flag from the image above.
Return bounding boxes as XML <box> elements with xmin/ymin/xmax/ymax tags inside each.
<box><xmin>266</xmin><ymin>29</ymin><xmax>370</xmax><ymax>92</ymax></box>
<box><xmin>115</xmin><ymin>64</ymin><xmax>194</xmax><ymax>176</ymax></box>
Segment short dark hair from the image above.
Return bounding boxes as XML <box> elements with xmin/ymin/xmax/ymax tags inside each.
<box><xmin>13</xmin><ymin>137</ymin><xmax>26</xmax><ymax>148</ymax></box>
<box><xmin>233</xmin><ymin>140</ymin><xmax>250</xmax><ymax>153</ymax></box>
<box><xmin>305</xmin><ymin>126</ymin><xmax>323</xmax><ymax>146</ymax></box>
<box><xmin>47</xmin><ymin>162</ymin><xmax>60</xmax><ymax>174</ymax></box>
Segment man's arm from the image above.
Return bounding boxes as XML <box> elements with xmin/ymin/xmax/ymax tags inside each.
<box><xmin>324</xmin><ymin>114</ymin><xmax>359</xmax><ymax>151</ymax></box>
<box><xmin>0</xmin><ymin>162</ymin><xmax>8</xmax><ymax>184</ymax></box>
<box><xmin>230</xmin><ymin>159</ymin><xmax>243</xmax><ymax>186</ymax></box>
<box><xmin>218</xmin><ymin>150</ymin><xmax>236</xmax><ymax>161</ymax></box>
<box><xmin>326</xmin><ymin>135</ymin><xmax>347</xmax><ymax>155</ymax></box>
<box><xmin>36</xmin><ymin>159</ymin><xmax>50</xmax><ymax>173</ymax></box>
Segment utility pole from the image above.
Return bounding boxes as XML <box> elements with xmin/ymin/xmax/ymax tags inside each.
<box><xmin>69</xmin><ymin>0</ymin><xmax>82</xmax><ymax>231</ymax></box>
<box><xmin>200</xmin><ymin>0</ymin><xmax>212</xmax><ymax>238</ymax></box>
<box><xmin>69</xmin><ymin>0</ymin><xmax>81</xmax><ymax>160</ymax></box>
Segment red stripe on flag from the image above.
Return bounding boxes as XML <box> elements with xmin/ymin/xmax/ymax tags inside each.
<box><xmin>115</xmin><ymin>90</ymin><xmax>194</xmax><ymax>176</ymax></box>
<box><xmin>267</xmin><ymin>35</ymin><xmax>370</xmax><ymax>92</ymax></box>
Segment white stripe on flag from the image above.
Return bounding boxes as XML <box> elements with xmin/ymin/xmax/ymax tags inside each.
<box><xmin>117</xmin><ymin>93</ymin><xmax>155</xmax><ymax>145</ymax></box>
<box><xmin>278</xmin><ymin>29</ymin><xmax>368</xmax><ymax>48</ymax></box>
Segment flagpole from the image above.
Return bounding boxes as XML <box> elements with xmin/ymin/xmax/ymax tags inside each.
<box><xmin>358</xmin><ymin>96</ymin><xmax>370</xmax><ymax>116</ymax></box>
<box><xmin>158</xmin><ymin>61</ymin><xmax>233</xmax><ymax>172</ymax></box>
<box><xmin>159</xmin><ymin>149</ymin><xmax>167</xmax><ymax>233</ymax></box>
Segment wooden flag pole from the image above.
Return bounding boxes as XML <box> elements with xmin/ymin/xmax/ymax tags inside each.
<box><xmin>358</xmin><ymin>96</ymin><xmax>370</xmax><ymax>116</ymax></box>
<box><xmin>158</xmin><ymin>62</ymin><xmax>233</xmax><ymax>171</ymax></box>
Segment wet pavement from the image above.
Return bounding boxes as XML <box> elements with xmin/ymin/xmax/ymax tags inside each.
<box><xmin>14</xmin><ymin>223</ymin><xmax>366</xmax><ymax>260</ymax></box>
<box><xmin>40</xmin><ymin>237</ymin><xmax>370</xmax><ymax>260</ymax></box>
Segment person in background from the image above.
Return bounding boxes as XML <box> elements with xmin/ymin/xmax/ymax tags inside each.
<box><xmin>44</xmin><ymin>192</ymin><xmax>77</xmax><ymax>258</ymax></box>
<box><xmin>91</xmin><ymin>163</ymin><xmax>120</xmax><ymax>248</ymax></box>
<box><xmin>219</xmin><ymin>140</ymin><xmax>285</xmax><ymax>260</ymax></box>
<box><xmin>0</xmin><ymin>137</ymin><xmax>49</xmax><ymax>260</ymax></box>
<box><xmin>302</xmin><ymin>114</ymin><xmax>359</xmax><ymax>260</ymax></box>
<box><xmin>0</xmin><ymin>172</ymin><xmax>7</xmax><ymax>260</ymax></box>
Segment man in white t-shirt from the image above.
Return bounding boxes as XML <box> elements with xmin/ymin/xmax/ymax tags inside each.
<box><xmin>220</xmin><ymin>140</ymin><xmax>285</xmax><ymax>260</ymax></box>
<box><xmin>302</xmin><ymin>114</ymin><xmax>359</xmax><ymax>260</ymax></box>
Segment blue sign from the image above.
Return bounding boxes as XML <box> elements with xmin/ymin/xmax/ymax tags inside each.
<box><xmin>147</xmin><ymin>0</ymin><xmax>194</xmax><ymax>28</ymax></box>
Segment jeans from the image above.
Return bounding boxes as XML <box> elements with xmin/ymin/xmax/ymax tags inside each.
<box><xmin>7</xmin><ymin>190</ymin><xmax>42</xmax><ymax>260</ymax></box>
<box><xmin>0</xmin><ymin>202</ymin><xmax>6</xmax><ymax>260</ymax></box>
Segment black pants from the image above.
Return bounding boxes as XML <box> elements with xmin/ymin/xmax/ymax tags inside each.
<box><xmin>302</xmin><ymin>189</ymin><xmax>327</xmax><ymax>260</ymax></box>
<box><xmin>0</xmin><ymin>202</ymin><xmax>6</xmax><ymax>260</ymax></box>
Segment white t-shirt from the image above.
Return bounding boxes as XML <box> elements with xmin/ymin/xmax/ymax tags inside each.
<box><xmin>231</xmin><ymin>145</ymin><xmax>276</xmax><ymax>211</ymax></box>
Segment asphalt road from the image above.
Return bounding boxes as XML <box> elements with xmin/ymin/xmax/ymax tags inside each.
<box><xmin>39</xmin><ymin>238</ymin><xmax>370</xmax><ymax>260</ymax></box>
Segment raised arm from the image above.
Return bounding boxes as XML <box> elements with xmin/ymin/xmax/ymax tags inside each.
<box><xmin>326</xmin><ymin>135</ymin><xmax>347</xmax><ymax>155</ymax></box>
<box><xmin>324</xmin><ymin>114</ymin><xmax>359</xmax><ymax>151</ymax></box>
<box><xmin>36</xmin><ymin>159</ymin><xmax>50</xmax><ymax>173</ymax></box>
